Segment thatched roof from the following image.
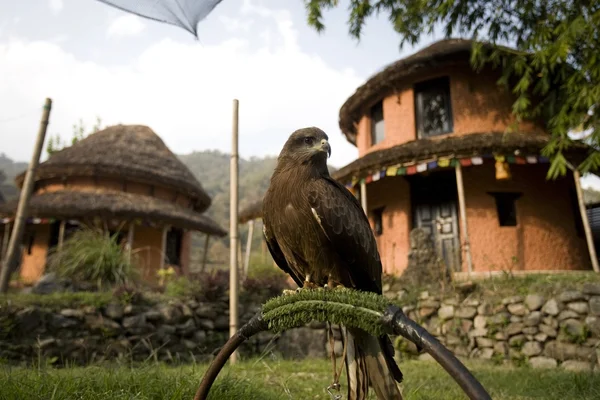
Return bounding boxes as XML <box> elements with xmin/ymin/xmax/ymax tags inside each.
<box><xmin>15</xmin><ymin>125</ymin><xmax>212</xmax><ymax>213</ymax></box>
<box><xmin>339</xmin><ymin>38</ymin><xmax>518</xmax><ymax>144</ymax></box>
<box><xmin>239</xmin><ymin>199</ymin><xmax>263</xmax><ymax>223</ymax></box>
<box><xmin>0</xmin><ymin>190</ymin><xmax>226</xmax><ymax>236</ymax></box>
<box><xmin>331</xmin><ymin>131</ymin><xmax>591</xmax><ymax>183</ymax></box>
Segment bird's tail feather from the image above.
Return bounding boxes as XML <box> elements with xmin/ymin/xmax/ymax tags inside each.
<box><xmin>343</xmin><ymin>326</ymin><xmax>403</xmax><ymax>400</ymax></box>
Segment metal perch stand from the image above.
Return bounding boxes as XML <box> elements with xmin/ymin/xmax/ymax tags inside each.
<box><xmin>193</xmin><ymin>299</ymin><xmax>492</xmax><ymax>400</ymax></box>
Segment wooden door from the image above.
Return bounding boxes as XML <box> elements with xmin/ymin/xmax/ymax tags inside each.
<box><xmin>414</xmin><ymin>201</ymin><xmax>461</xmax><ymax>273</ymax></box>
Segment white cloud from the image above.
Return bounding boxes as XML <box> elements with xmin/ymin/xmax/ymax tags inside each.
<box><xmin>106</xmin><ymin>14</ymin><xmax>146</xmax><ymax>38</ymax></box>
<box><xmin>49</xmin><ymin>0</ymin><xmax>64</xmax><ymax>14</ymax></box>
<box><xmin>0</xmin><ymin>4</ymin><xmax>362</xmax><ymax>169</ymax></box>
<box><xmin>218</xmin><ymin>16</ymin><xmax>254</xmax><ymax>33</ymax></box>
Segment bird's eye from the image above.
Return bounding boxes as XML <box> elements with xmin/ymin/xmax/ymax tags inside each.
<box><xmin>304</xmin><ymin>137</ymin><xmax>314</xmax><ymax>145</ymax></box>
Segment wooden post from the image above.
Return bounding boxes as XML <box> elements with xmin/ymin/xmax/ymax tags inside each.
<box><xmin>1</xmin><ymin>222</ymin><xmax>11</xmax><ymax>261</ymax></box>
<box><xmin>0</xmin><ymin>98</ymin><xmax>52</xmax><ymax>293</ymax></box>
<box><xmin>573</xmin><ymin>169</ymin><xmax>600</xmax><ymax>273</ymax></box>
<box><xmin>160</xmin><ymin>225</ymin><xmax>169</xmax><ymax>271</ymax></box>
<box><xmin>229</xmin><ymin>99</ymin><xmax>240</xmax><ymax>363</ymax></box>
<box><xmin>126</xmin><ymin>222</ymin><xmax>135</xmax><ymax>263</ymax></box>
<box><xmin>243</xmin><ymin>220</ymin><xmax>254</xmax><ymax>279</ymax></box>
<box><xmin>261</xmin><ymin>237</ymin><xmax>267</xmax><ymax>263</ymax></box>
<box><xmin>237</xmin><ymin>240</ymin><xmax>243</xmax><ymax>270</ymax></box>
<box><xmin>57</xmin><ymin>220</ymin><xmax>66</xmax><ymax>252</ymax></box>
<box><xmin>360</xmin><ymin>181</ymin><xmax>368</xmax><ymax>214</ymax></box>
<box><xmin>455</xmin><ymin>163</ymin><xmax>474</xmax><ymax>276</ymax></box>
<box><xmin>200</xmin><ymin>233</ymin><xmax>210</xmax><ymax>273</ymax></box>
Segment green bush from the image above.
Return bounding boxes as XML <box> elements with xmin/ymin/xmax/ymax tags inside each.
<box><xmin>164</xmin><ymin>276</ymin><xmax>200</xmax><ymax>298</ymax></box>
<box><xmin>242</xmin><ymin>258</ymin><xmax>290</xmax><ymax>300</ymax></box>
<box><xmin>46</xmin><ymin>227</ymin><xmax>137</xmax><ymax>289</ymax></box>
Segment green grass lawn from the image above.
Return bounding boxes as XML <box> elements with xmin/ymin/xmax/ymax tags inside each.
<box><xmin>1</xmin><ymin>358</ymin><xmax>599</xmax><ymax>400</ymax></box>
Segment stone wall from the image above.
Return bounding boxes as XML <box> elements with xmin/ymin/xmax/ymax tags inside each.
<box><xmin>0</xmin><ymin>295</ymin><xmax>327</xmax><ymax>366</ymax></box>
<box><xmin>383</xmin><ymin>283</ymin><xmax>600</xmax><ymax>372</ymax></box>
<box><xmin>2</xmin><ymin>283</ymin><xmax>600</xmax><ymax>371</ymax></box>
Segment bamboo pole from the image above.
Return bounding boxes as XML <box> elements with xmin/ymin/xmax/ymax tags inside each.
<box><xmin>1</xmin><ymin>222</ymin><xmax>11</xmax><ymax>261</ymax></box>
<box><xmin>126</xmin><ymin>222</ymin><xmax>135</xmax><ymax>263</ymax></box>
<box><xmin>572</xmin><ymin>169</ymin><xmax>600</xmax><ymax>273</ymax></box>
<box><xmin>261</xmin><ymin>237</ymin><xmax>267</xmax><ymax>263</ymax></box>
<box><xmin>455</xmin><ymin>163</ymin><xmax>474</xmax><ymax>276</ymax></box>
<box><xmin>0</xmin><ymin>98</ymin><xmax>52</xmax><ymax>293</ymax></box>
<box><xmin>200</xmin><ymin>233</ymin><xmax>210</xmax><ymax>273</ymax></box>
<box><xmin>237</xmin><ymin>240</ymin><xmax>243</xmax><ymax>274</ymax></box>
<box><xmin>243</xmin><ymin>220</ymin><xmax>254</xmax><ymax>279</ymax></box>
<box><xmin>57</xmin><ymin>220</ymin><xmax>66</xmax><ymax>253</ymax></box>
<box><xmin>160</xmin><ymin>225</ymin><xmax>169</xmax><ymax>270</ymax></box>
<box><xmin>229</xmin><ymin>99</ymin><xmax>240</xmax><ymax>363</ymax></box>
<box><xmin>360</xmin><ymin>181</ymin><xmax>368</xmax><ymax>214</ymax></box>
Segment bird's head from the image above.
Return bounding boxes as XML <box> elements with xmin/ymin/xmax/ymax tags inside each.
<box><xmin>279</xmin><ymin>127</ymin><xmax>331</xmax><ymax>167</ymax></box>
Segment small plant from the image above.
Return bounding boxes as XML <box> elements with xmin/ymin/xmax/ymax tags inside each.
<box><xmin>112</xmin><ymin>284</ymin><xmax>142</xmax><ymax>305</ymax></box>
<box><xmin>164</xmin><ymin>276</ymin><xmax>199</xmax><ymax>298</ymax></box>
<box><xmin>46</xmin><ymin>227</ymin><xmax>137</xmax><ymax>290</ymax></box>
<box><xmin>491</xmin><ymin>352</ymin><xmax>505</xmax><ymax>365</ymax></box>
<box><xmin>560</xmin><ymin>324</ymin><xmax>590</xmax><ymax>345</ymax></box>
<box><xmin>157</xmin><ymin>266</ymin><xmax>176</xmax><ymax>287</ymax></box>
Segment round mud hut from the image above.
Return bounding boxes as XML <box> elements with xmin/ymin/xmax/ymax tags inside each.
<box><xmin>332</xmin><ymin>38</ymin><xmax>596</xmax><ymax>277</ymax></box>
<box><xmin>0</xmin><ymin>124</ymin><xmax>226</xmax><ymax>285</ymax></box>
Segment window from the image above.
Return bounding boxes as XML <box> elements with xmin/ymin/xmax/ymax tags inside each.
<box><xmin>414</xmin><ymin>76</ymin><xmax>453</xmax><ymax>138</ymax></box>
<box><xmin>489</xmin><ymin>192</ymin><xmax>522</xmax><ymax>227</ymax></box>
<box><xmin>165</xmin><ymin>227</ymin><xmax>183</xmax><ymax>266</ymax></box>
<box><xmin>372</xmin><ymin>206</ymin><xmax>385</xmax><ymax>236</ymax></box>
<box><xmin>370</xmin><ymin>101</ymin><xmax>384</xmax><ymax>145</ymax></box>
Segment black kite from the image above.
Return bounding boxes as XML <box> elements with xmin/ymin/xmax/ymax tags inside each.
<box><xmin>262</xmin><ymin>127</ymin><xmax>403</xmax><ymax>399</ymax></box>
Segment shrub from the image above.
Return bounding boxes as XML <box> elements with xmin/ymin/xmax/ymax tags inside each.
<box><xmin>243</xmin><ymin>260</ymin><xmax>290</xmax><ymax>300</ymax></box>
<box><xmin>194</xmin><ymin>269</ymin><xmax>230</xmax><ymax>301</ymax></box>
<box><xmin>46</xmin><ymin>227</ymin><xmax>137</xmax><ymax>289</ymax></box>
<box><xmin>164</xmin><ymin>276</ymin><xmax>200</xmax><ymax>298</ymax></box>
<box><xmin>112</xmin><ymin>284</ymin><xmax>143</xmax><ymax>305</ymax></box>
<box><xmin>164</xmin><ymin>269</ymin><xmax>229</xmax><ymax>301</ymax></box>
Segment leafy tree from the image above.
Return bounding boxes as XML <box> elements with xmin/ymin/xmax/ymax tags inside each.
<box><xmin>304</xmin><ymin>0</ymin><xmax>600</xmax><ymax>178</ymax></box>
<box><xmin>46</xmin><ymin>116</ymin><xmax>103</xmax><ymax>156</ymax></box>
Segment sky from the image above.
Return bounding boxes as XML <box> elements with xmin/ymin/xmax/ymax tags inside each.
<box><xmin>0</xmin><ymin>0</ymin><xmax>598</xmax><ymax>188</ymax></box>
<box><xmin>0</xmin><ymin>0</ymin><xmax>438</xmax><ymax>167</ymax></box>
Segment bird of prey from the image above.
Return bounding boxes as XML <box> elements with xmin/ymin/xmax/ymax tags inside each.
<box><xmin>262</xmin><ymin>127</ymin><xmax>403</xmax><ymax>400</ymax></box>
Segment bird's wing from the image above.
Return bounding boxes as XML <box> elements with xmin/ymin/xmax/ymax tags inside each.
<box><xmin>307</xmin><ymin>176</ymin><xmax>382</xmax><ymax>293</ymax></box>
<box><xmin>262</xmin><ymin>223</ymin><xmax>304</xmax><ymax>287</ymax></box>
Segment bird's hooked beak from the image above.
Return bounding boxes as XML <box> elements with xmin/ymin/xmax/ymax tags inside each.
<box><xmin>317</xmin><ymin>139</ymin><xmax>331</xmax><ymax>158</ymax></box>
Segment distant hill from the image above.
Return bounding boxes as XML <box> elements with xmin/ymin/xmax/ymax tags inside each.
<box><xmin>179</xmin><ymin>150</ymin><xmax>277</xmax><ymax>233</ymax></box>
<box><xmin>178</xmin><ymin>150</ymin><xmax>278</xmax><ymax>267</ymax></box>
<box><xmin>0</xmin><ymin>153</ymin><xmax>27</xmax><ymax>202</ymax></box>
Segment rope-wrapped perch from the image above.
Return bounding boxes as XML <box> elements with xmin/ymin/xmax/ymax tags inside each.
<box><xmin>194</xmin><ymin>288</ymin><xmax>492</xmax><ymax>400</ymax></box>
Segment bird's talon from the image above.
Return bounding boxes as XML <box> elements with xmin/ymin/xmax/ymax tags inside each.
<box><xmin>326</xmin><ymin>279</ymin><xmax>344</xmax><ymax>290</ymax></box>
<box><xmin>303</xmin><ymin>281</ymin><xmax>319</xmax><ymax>290</ymax></box>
